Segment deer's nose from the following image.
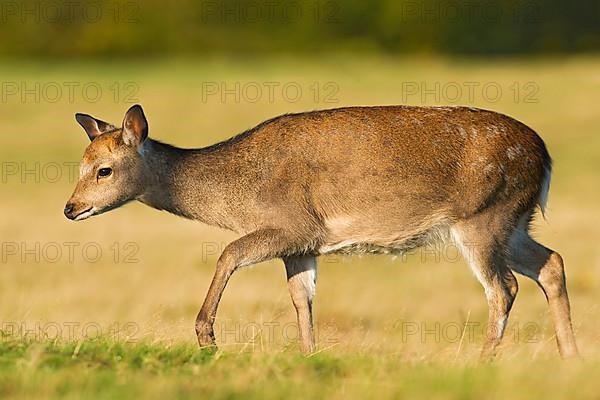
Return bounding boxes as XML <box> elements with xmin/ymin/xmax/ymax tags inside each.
<box><xmin>64</xmin><ymin>203</ymin><xmax>75</xmax><ymax>219</ymax></box>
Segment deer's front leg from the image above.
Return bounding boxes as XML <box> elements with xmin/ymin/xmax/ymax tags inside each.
<box><xmin>284</xmin><ymin>255</ymin><xmax>317</xmax><ymax>354</ymax></box>
<box><xmin>195</xmin><ymin>229</ymin><xmax>296</xmax><ymax>349</ymax></box>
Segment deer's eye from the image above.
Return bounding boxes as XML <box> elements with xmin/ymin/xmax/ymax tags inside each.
<box><xmin>98</xmin><ymin>167</ymin><xmax>112</xmax><ymax>178</ymax></box>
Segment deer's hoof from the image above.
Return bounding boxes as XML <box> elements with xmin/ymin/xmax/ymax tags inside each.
<box><xmin>196</xmin><ymin>322</ymin><xmax>216</xmax><ymax>349</ymax></box>
<box><xmin>197</xmin><ymin>334</ymin><xmax>216</xmax><ymax>348</ymax></box>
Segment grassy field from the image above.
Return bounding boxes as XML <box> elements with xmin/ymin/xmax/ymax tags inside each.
<box><xmin>1</xmin><ymin>339</ymin><xmax>599</xmax><ymax>399</ymax></box>
<box><xmin>0</xmin><ymin>55</ymin><xmax>599</xmax><ymax>398</ymax></box>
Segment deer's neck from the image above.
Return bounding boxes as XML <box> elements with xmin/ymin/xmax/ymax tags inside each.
<box><xmin>138</xmin><ymin>139</ymin><xmax>233</xmax><ymax>229</ymax></box>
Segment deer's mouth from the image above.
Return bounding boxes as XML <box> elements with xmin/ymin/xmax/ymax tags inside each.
<box><xmin>73</xmin><ymin>207</ymin><xmax>96</xmax><ymax>221</ymax></box>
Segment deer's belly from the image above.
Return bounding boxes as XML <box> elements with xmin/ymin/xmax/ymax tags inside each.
<box><xmin>317</xmin><ymin>216</ymin><xmax>449</xmax><ymax>255</ymax></box>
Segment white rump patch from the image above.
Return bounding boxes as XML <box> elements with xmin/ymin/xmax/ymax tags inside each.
<box><xmin>538</xmin><ymin>164</ymin><xmax>551</xmax><ymax>216</ymax></box>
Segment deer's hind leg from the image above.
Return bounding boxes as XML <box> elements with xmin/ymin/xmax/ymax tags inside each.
<box><xmin>451</xmin><ymin>209</ymin><xmax>519</xmax><ymax>360</ymax></box>
<box><xmin>507</xmin><ymin>214</ymin><xmax>579</xmax><ymax>358</ymax></box>
<box><xmin>284</xmin><ymin>255</ymin><xmax>317</xmax><ymax>354</ymax></box>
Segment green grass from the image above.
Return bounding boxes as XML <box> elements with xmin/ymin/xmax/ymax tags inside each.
<box><xmin>0</xmin><ymin>337</ymin><xmax>598</xmax><ymax>400</ymax></box>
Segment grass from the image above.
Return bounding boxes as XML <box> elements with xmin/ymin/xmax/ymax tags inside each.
<box><xmin>0</xmin><ymin>337</ymin><xmax>598</xmax><ymax>400</ymax></box>
<box><xmin>0</xmin><ymin>55</ymin><xmax>599</xmax><ymax>398</ymax></box>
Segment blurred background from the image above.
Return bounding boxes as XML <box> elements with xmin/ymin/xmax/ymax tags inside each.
<box><xmin>0</xmin><ymin>0</ymin><xmax>599</xmax><ymax>366</ymax></box>
<box><xmin>1</xmin><ymin>0</ymin><xmax>600</xmax><ymax>57</ymax></box>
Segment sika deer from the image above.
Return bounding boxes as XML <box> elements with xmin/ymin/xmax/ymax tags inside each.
<box><xmin>65</xmin><ymin>104</ymin><xmax>579</xmax><ymax>359</ymax></box>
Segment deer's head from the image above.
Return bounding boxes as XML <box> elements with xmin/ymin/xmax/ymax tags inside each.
<box><xmin>64</xmin><ymin>105</ymin><xmax>151</xmax><ymax>221</ymax></box>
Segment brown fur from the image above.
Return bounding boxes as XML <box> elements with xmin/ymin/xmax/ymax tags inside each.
<box><xmin>65</xmin><ymin>105</ymin><xmax>578</xmax><ymax>359</ymax></box>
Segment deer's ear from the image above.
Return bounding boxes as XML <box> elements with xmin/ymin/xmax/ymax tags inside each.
<box><xmin>75</xmin><ymin>113</ymin><xmax>116</xmax><ymax>141</ymax></box>
<box><xmin>122</xmin><ymin>104</ymin><xmax>148</xmax><ymax>147</ymax></box>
